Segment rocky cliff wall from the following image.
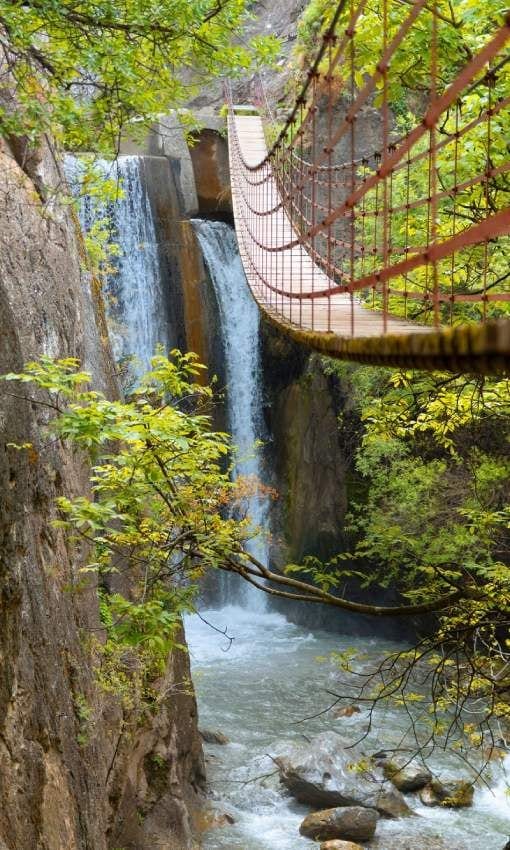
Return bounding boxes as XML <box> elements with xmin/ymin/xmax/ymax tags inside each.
<box><xmin>261</xmin><ymin>321</ymin><xmax>357</xmax><ymax>568</ymax></box>
<box><xmin>261</xmin><ymin>322</ymin><xmax>411</xmax><ymax>638</ymax></box>
<box><xmin>0</xmin><ymin>137</ymin><xmax>204</xmax><ymax>850</ymax></box>
<box><xmin>137</xmin><ymin>155</ymin><xmax>226</xmax><ymax>399</ymax></box>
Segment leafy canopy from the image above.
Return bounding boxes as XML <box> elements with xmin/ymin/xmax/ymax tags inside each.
<box><xmin>0</xmin><ymin>0</ymin><xmax>279</xmax><ymax>153</ymax></box>
<box><xmin>311</xmin><ymin>360</ymin><xmax>510</xmax><ymax>764</ymax></box>
<box><xmin>287</xmin><ymin>0</ymin><xmax>510</xmax><ymax>324</ymax></box>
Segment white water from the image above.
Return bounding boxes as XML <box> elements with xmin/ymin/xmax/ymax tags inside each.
<box><xmin>65</xmin><ymin>155</ymin><xmax>169</xmax><ymax>373</ymax></box>
<box><xmin>186</xmin><ymin>606</ymin><xmax>510</xmax><ymax>850</ymax></box>
<box><xmin>193</xmin><ymin>220</ymin><xmax>270</xmax><ymax>608</ymax></box>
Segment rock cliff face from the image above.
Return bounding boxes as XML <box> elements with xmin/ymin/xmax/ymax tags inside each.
<box><xmin>188</xmin><ymin>131</ymin><xmax>232</xmax><ymax>222</ymax></box>
<box><xmin>139</xmin><ymin>157</ymin><xmax>225</xmax><ymax>385</ymax></box>
<box><xmin>0</xmin><ymin>137</ymin><xmax>204</xmax><ymax>850</ymax></box>
<box><xmin>261</xmin><ymin>323</ymin><xmax>411</xmax><ymax>637</ymax></box>
<box><xmin>261</xmin><ymin>321</ymin><xmax>357</xmax><ymax>568</ymax></box>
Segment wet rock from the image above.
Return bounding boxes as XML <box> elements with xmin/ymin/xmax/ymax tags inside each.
<box><xmin>502</xmin><ymin>840</ymin><xmax>510</xmax><ymax>850</ymax></box>
<box><xmin>200</xmin><ymin>728</ymin><xmax>230</xmax><ymax>745</ymax></box>
<box><xmin>419</xmin><ymin>779</ymin><xmax>474</xmax><ymax>808</ymax></box>
<box><xmin>275</xmin><ymin>732</ymin><xmax>412</xmax><ymax>818</ymax></box>
<box><xmin>210</xmin><ymin>811</ymin><xmax>235</xmax><ymax>828</ymax></box>
<box><xmin>300</xmin><ymin>806</ymin><xmax>378</xmax><ymax>842</ymax></box>
<box><xmin>189</xmin><ymin>129</ymin><xmax>232</xmax><ymax>218</ymax></box>
<box><xmin>320</xmin><ymin>842</ymin><xmax>364</xmax><ymax>850</ymax></box>
<box><xmin>196</xmin><ymin>807</ymin><xmax>235</xmax><ymax>831</ymax></box>
<box><xmin>383</xmin><ymin>758</ymin><xmax>432</xmax><ymax>792</ymax></box>
<box><xmin>333</xmin><ymin>706</ymin><xmax>361</xmax><ymax>718</ymax></box>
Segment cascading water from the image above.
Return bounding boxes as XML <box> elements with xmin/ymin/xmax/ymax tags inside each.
<box><xmin>187</xmin><ymin>225</ymin><xmax>510</xmax><ymax>850</ymax></box>
<box><xmin>193</xmin><ymin>219</ymin><xmax>269</xmax><ymax>609</ymax></box>
<box><xmin>65</xmin><ymin>155</ymin><xmax>170</xmax><ymax>374</ymax></box>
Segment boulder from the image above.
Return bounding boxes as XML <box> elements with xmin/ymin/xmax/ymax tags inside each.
<box><xmin>196</xmin><ymin>806</ymin><xmax>235</xmax><ymax>831</ymax></box>
<box><xmin>320</xmin><ymin>842</ymin><xmax>364</xmax><ymax>850</ymax></box>
<box><xmin>199</xmin><ymin>728</ymin><xmax>230</xmax><ymax>745</ymax></box>
<box><xmin>383</xmin><ymin>758</ymin><xmax>432</xmax><ymax>792</ymax></box>
<box><xmin>333</xmin><ymin>706</ymin><xmax>362</xmax><ymax>718</ymax></box>
<box><xmin>299</xmin><ymin>806</ymin><xmax>378</xmax><ymax>842</ymax></box>
<box><xmin>419</xmin><ymin>779</ymin><xmax>474</xmax><ymax>808</ymax></box>
<box><xmin>275</xmin><ymin>733</ymin><xmax>412</xmax><ymax>818</ymax></box>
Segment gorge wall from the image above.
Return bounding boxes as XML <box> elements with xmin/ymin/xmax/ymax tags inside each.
<box><xmin>0</xmin><ymin>137</ymin><xmax>205</xmax><ymax>850</ymax></box>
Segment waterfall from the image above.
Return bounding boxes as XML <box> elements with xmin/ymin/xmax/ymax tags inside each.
<box><xmin>65</xmin><ymin>155</ymin><xmax>169</xmax><ymax>374</ymax></box>
<box><xmin>193</xmin><ymin>220</ymin><xmax>269</xmax><ymax>609</ymax></box>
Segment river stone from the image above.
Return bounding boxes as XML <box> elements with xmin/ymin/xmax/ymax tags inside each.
<box><xmin>275</xmin><ymin>732</ymin><xmax>412</xmax><ymax>818</ymax></box>
<box><xmin>383</xmin><ymin>758</ymin><xmax>432</xmax><ymax>792</ymax></box>
<box><xmin>196</xmin><ymin>806</ymin><xmax>235</xmax><ymax>831</ymax></box>
<box><xmin>419</xmin><ymin>779</ymin><xmax>474</xmax><ymax>808</ymax></box>
<box><xmin>320</xmin><ymin>842</ymin><xmax>364</xmax><ymax>850</ymax></box>
<box><xmin>199</xmin><ymin>728</ymin><xmax>230</xmax><ymax>745</ymax></box>
<box><xmin>333</xmin><ymin>705</ymin><xmax>361</xmax><ymax>718</ymax></box>
<box><xmin>299</xmin><ymin>806</ymin><xmax>378</xmax><ymax>842</ymax></box>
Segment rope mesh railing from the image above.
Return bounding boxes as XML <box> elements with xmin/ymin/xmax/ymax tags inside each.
<box><xmin>226</xmin><ymin>1</ymin><xmax>510</xmax><ymax>371</ymax></box>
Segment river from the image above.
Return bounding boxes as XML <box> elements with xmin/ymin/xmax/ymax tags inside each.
<box><xmin>186</xmin><ymin>605</ymin><xmax>510</xmax><ymax>850</ymax></box>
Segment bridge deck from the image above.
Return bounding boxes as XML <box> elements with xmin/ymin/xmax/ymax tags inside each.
<box><xmin>229</xmin><ymin>113</ymin><xmax>510</xmax><ymax>374</ymax></box>
<box><xmin>232</xmin><ymin>113</ymin><xmax>431</xmax><ymax>338</ymax></box>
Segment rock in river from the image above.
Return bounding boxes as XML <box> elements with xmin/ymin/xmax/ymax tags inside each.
<box><xmin>419</xmin><ymin>778</ymin><xmax>474</xmax><ymax>808</ymax></box>
<box><xmin>199</xmin><ymin>728</ymin><xmax>230</xmax><ymax>745</ymax></box>
<box><xmin>382</xmin><ymin>757</ymin><xmax>432</xmax><ymax>792</ymax></box>
<box><xmin>274</xmin><ymin>732</ymin><xmax>412</xmax><ymax>818</ymax></box>
<box><xmin>320</xmin><ymin>842</ymin><xmax>364</xmax><ymax>850</ymax></box>
<box><xmin>300</xmin><ymin>806</ymin><xmax>378</xmax><ymax>842</ymax></box>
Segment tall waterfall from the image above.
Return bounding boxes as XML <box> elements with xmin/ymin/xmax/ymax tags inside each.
<box><xmin>65</xmin><ymin>155</ymin><xmax>169</xmax><ymax>373</ymax></box>
<box><xmin>193</xmin><ymin>220</ymin><xmax>269</xmax><ymax>608</ymax></box>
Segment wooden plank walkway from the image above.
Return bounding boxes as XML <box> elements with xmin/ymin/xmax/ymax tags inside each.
<box><xmin>231</xmin><ymin>113</ymin><xmax>431</xmax><ymax>338</ymax></box>
<box><xmin>228</xmin><ymin>113</ymin><xmax>510</xmax><ymax>374</ymax></box>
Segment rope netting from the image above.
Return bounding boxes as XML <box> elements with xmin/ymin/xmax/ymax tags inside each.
<box><xmin>226</xmin><ymin>0</ymin><xmax>510</xmax><ymax>354</ymax></box>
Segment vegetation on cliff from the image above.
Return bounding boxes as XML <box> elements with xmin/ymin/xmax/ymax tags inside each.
<box><xmin>5</xmin><ymin>352</ymin><xmax>509</xmax><ymax>770</ymax></box>
<box><xmin>284</xmin><ymin>0</ymin><xmax>510</xmax><ymax>324</ymax></box>
<box><xmin>0</xmin><ymin>0</ymin><xmax>278</xmax><ymax>154</ymax></box>
<box><xmin>310</xmin><ymin>362</ymin><xmax>510</xmax><ymax>765</ymax></box>
<box><xmin>2</xmin><ymin>352</ymin><xmax>263</xmax><ymax>698</ymax></box>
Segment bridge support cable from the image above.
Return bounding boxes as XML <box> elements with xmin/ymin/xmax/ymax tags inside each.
<box><xmin>227</xmin><ymin>2</ymin><xmax>510</xmax><ymax>375</ymax></box>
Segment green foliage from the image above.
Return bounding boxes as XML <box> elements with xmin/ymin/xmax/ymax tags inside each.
<box><xmin>295</xmin><ymin>0</ymin><xmax>337</xmax><ymax>55</ymax></box>
<box><xmin>2</xmin><ymin>351</ymin><xmax>256</xmax><ymax>694</ymax></box>
<box><xmin>315</xmin><ymin>360</ymin><xmax>510</xmax><ymax>761</ymax></box>
<box><xmin>0</xmin><ymin>0</ymin><xmax>280</xmax><ymax>156</ymax></box>
<box><xmin>289</xmin><ymin>0</ymin><xmax>510</xmax><ymax>323</ymax></box>
<box><xmin>73</xmin><ymin>692</ymin><xmax>92</xmax><ymax>746</ymax></box>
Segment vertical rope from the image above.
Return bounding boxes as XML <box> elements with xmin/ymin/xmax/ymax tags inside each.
<box><xmin>430</xmin><ymin>0</ymin><xmax>440</xmax><ymax>328</ymax></box>
<box><xmin>310</xmin><ymin>72</ymin><xmax>317</xmax><ymax>331</ymax></box>
<box><xmin>482</xmin><ymin>66</ymin><xmax>494</xmax><ymax>322</ymax></box>
<box><xmin>349</xmin><ymin>0</ymin><xmax>356</xmax><ymax>337</ymax></box>
<box><xmin>327</xmin><ymin>35</ymin><xmax>334</xmax><ymax>333</ymax></box>
<box><xmin>381</xmin><ymin>0</ymin><xmax>389</xmax><ymax>335</ymax></box>
<box><xmin>450</xmin><ymin>100</ymin><xmax>460</xmax><ymax>325</ymax></box>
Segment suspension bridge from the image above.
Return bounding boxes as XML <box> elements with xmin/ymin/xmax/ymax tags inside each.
<box><xmin>227</xmin><ymin>1</ymin><xmax>510</xmax><ymax>374</ymax></box>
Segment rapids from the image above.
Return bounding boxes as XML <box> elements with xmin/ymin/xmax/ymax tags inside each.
<box><xmin>186</xmin><ymin>606</ymin><xmax>510</xmax><ymax>850</ymax></box>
